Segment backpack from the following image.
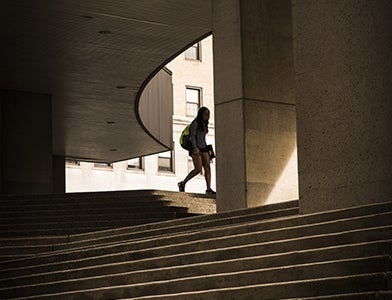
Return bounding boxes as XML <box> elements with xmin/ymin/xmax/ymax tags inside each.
<box><xmin>179</xmin><ymin>124</ymin><xmax>192</xmax><ymax>151</ymax></box>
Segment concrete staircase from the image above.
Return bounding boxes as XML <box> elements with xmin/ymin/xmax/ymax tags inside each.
<box><xmin>0</xmin><ymin>194</ymin><xmax>391</xmax><ymax>299</ymax></box>
<box><xmin>0</xmin><ymin>190</ymin><xmax>217</xmax><ymax>262</ymax></box>
<box><xmin>0</xmin><ymin>190</ymin><xmax>216</xmax><ymax>238</ymax></box>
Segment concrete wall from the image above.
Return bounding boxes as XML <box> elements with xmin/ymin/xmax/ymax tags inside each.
<box><xmin>245</xmin><ymin>101</ymin><xmax>298</xmax><ymax>206</ymax></box>
<box><xmin>138</xmin><ymin>68</ymin><xmax>174</xmax><ymax>149</ymax></box>
<box><xmin>213</xmin><ymin>0</ymin><xmax>298</xmax><ymax>211</ymax></box>
<box><xmin>293</xmin><ymin>0</ymin><xmax>392</xmax><ymax>213</ymax></box>
<box><xmin>1</xmin><ymin>90</ymin><xmax>54</xmax><ymax>194</ymax></box>
<box><xmin>52</xmin><ymin>155</ymin><xmax>65</xmax><ymax>193</ymax></box>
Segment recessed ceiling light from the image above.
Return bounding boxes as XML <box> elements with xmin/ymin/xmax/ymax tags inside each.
<box><xmin>107</xmin><ymin>121</ymin><xmax>115</xmax><ymax>124</ymax></box>
<box><xmin>99</xmin><ymin>30</ymin><xmax>111</xmax><ymax>34</ymax></box>
<box><xmin>82</xmin><ymin>15</ymin><xmax>93</xmax><ymax>19</ymax></box>
<box><xmin>110</xmin><ymin>149</ymin><xmax>117</xmax><ymax>152</ymax></box>
<box><xmin>116</xmin><ymin>86</ymin><xmax>126</xmax><ymax>89</ymax></box>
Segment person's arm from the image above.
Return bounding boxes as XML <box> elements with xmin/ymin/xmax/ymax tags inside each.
<box><xmin>189</xmin><ymin>120</ymin><xmax>199</xmax><ymax>152</ymax></box>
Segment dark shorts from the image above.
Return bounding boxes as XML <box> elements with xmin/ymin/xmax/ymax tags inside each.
<box><xmin>188</xmin><ymin>146</ymin><xmax>209</xmax><ymax>157</ymax></box>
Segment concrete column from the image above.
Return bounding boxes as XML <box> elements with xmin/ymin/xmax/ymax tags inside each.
<box><xmin>213</xmin><ymin>0</ymin><xmax>298</xmax><ymax>212</ymax></box>
<box><xmin>53</xmin><ymin>155</ymin><xmax>65</xmax><ymax>193</ymax></box>
<box><xmin>0</xmin><ymin>91</ymin><xmax>2</xmax><ymax>194</ymax></box>
<box><xmin>1</xmin><ymin>90</ymin><xmax>53</xmax><ymax>194</ymax></box>
<box><xmin>293</xmin><ymin>1</ymin><xmax>392</xmax><ymax>213</ymax></box>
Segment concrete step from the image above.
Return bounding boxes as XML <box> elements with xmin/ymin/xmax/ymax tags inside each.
<box><xmin>1</xmin><ymin>255</ymin><xmax>389</xmax><ymax>299</ymax></box>
<box><xmin>131</xmin><ymin>292</ymin><xmax>392</xmax><ymax>300</ymax></box>
<box><xmin>32</xmin><ymin>201</ymin><xmax>382</xmax><ymax>258</ymax></box>
<box><xmin>123</xmin><ymin>274</ymin><xmax>389</xmax><ymax>300</ymax></box>
<box><xmin>0</xmin><ymin>199</ymin><xmax>390</xmax><ymax>299</ymax></box>
<box><xmin>0</xmin><ymin>199</ymin><xmax>174</xmax><ymax>211</ymax></box>
<box><xmin>284</xmin><ymin>291</ymin><xmax>392</xmax><ymax>299</ymax></box>
<box><xmin>0</xmin><ymin>221</ymin><xmax>168</xmax><ymax>238</ymax></box>
<box><xmin>0</xmin><ymin>189</ymin><xmax>177</xmax><ymax>201</ymax></box>
<box><xmin>0</xmin><ymin>190</ymin><xmax>217</xmax><ymax>238</ymax></box>
<box><xmin>64</xmin><ymin>200</ymin><xmax>389</xmax><ymax>245</ymax></box>
<box><xmin>0</xmin><ymin>208</ymin><xmax>299</xmax><ymax>266</ymax></box>
<box><xmin>0</xmin><ymin>190</ymin><xmax>215</xmax><ymax>206</ymax></box>
<box><xmin>0</xmin><ymin>201</ymin><xmax>299</xmax><ymax>247</ymax></box>
<box><xmin>0</xmin><ymin>215</ymin><xmax>183</xmax><ymax>230</ymax></box>
<box><xmin>0</xmin><ymin>203</ymin><xmax>184</xmax><ymax>217</ymax></box>
<box><xmin>1</xmin><ymin>239</ymin><xmax>390</xmax><ymax>289</ymax></box>
<box><xmin>0</xmin><ymin>236</ymin><xmax>69</xmax><ymax>247</ymax></box>
<box><xmin>1</xmin><ymin>203</ymin><xmax>387</xmax><ymax>263</ymax></box>
<box><xmin>1</xmin><ymin>210</ymin><xmax>390</xmax><ymax>259</ymax></box>
<box><xmin>1</xmin><ymin>215</ymin><xmax>391</xmax><ymax>279</ymax></box>
<box><xmin>7</xmin><ymin>273</ymin><xmax>388</xmax><ymax>300</ymax></box>
<box><xmin>0</xmin><ymin>190</ymin><xmax>166</xmax><ymax>203</ymax></box>
<box><xmin>0</xmin><ymin>190</ymin><xmax>214</xmax><ymax>216</ymax></box>
<box><xmin>0</xmin><ymin>207</ymin><xmax>299</xmax><ymax>256</ymax></box>
<box><xmin>0</xmin><ymin>208</ymin><xmax>190</xmax><ymax>224</ymax></box>
<box><xmin>0</xmin><ymin>200</ymin><xmax>177</xmax><ymax>214</ymax></box>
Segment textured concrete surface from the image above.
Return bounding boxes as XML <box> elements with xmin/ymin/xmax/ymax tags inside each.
<box><xmin>213</xmin><ymin>0</ymin><xmax>298</xmax><ymax>211</ymax></box>
<box><xmin>293</xmin><ymin>0</ymin><xmax>392</xmax><ymax>213</ymax></box>
<box><xmin>245</xmin><ymin>100</ymin><xmax>298</xmax><ymax>207</ymax></box>
<box><xmin>1</xmin><ymin>90</ymin><xmax>53</xmax><ymax>194</ymax></box>
<box><xmin>0</xmin><ymin>200</ymin><xmax>390</xmax><ymax>299</ymax></box>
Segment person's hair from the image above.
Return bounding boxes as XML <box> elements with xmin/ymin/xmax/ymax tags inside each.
<box><xmin>196</xmin><ymin>107</ymin><xmax>209</xmax><ymax>132</ymax></box>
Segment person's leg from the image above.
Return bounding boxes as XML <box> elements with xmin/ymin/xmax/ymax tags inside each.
<box><xmin>179</xmin><ymin>154</ymin><xmax>202</xmax><ymax>191</ymax></box>
<box><xmin>201</xmin><ymin>152</ymin><xmax>212</xmax><ymax>191</ymax></box>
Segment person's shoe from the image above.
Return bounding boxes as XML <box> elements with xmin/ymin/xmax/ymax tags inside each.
<box><xmin>206</xmin><ymin>188</ymin><xmax>216</xmax><ymax>195</ymax></box>
<box><xmin>178</xmin><ymin>181</ymin><xmax>185</xmax><ymax>192</ymax></box>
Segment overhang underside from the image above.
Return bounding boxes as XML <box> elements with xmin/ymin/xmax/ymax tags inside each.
<box><xmin>0</xmin><ymin>0</ymin><xmax>212</xmax><ymax>162</ymax></box>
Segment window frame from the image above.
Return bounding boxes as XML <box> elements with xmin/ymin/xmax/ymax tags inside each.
<box><xmin>185</xmin><ymin>42</ymin><xmax>201</xmax><ymax>61</ymax></box>
<box><xmin>66</xmin><ymin>159</ymin><xmax>80</xmax><ymax>167</ymax></box>
<box><xmin>126</xmin><ymin>157</ymin><xmax>144</xmax><ymax>172</ymax></box>
<box><xmin>185</xmin><ymin>86</ymin><xmax>203</xmax><ymax>117</ymax></box>
<box><xmin>93</xmin><ymin>162</ymin><xmax>113</xmax><ymax>170</ymax></box>
<box><xmin>157</xmin><ymin>150</ymin><xmax>175</xmax><ymax>174</ymax></box>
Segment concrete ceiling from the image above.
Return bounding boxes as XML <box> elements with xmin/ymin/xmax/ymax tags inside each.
<box><xmin>1</xmin><ymin>0</ymin><xmax>212</xmax><ymax>162</ymax></box>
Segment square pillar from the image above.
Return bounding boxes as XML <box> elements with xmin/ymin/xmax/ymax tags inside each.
<box><xmin>293</xmin><ymin>1</ymin><xmax>392</xmax><ymax>213</ymax></box>
<box><xmin>1</xmin><ymin>90</ymin><xmax>54</xmax><ymax>194</ymax></box>
<box><xmin>213</xmin><ymin>0</ymin><xmax>298</xmax><ymax>211</ymax></box>
<box><xmin>53</xmin><ymin>155</ymin><xmax>65</xmax><ymax>193</ymax></box>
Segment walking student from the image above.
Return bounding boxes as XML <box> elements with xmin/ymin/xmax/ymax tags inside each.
<box><xmin>178</xmin><ymin>107</ymin><xmax>216</xmax><ymax>195</ymax></box>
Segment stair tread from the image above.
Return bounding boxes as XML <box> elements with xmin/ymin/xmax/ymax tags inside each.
<box><xmin>121</xmin><ymin>273</ymin><xmax>388</xmax><ymax>300</ymax></box>
<box><xmin>5</xmin><ymin>272</ymin><xmax>387</xmax><ymax>300</ymax></box>
<box><xmin>1</xmin><ymin>211</ymin><xmax>390</xmax><ymax>261</ymax></box>
<box><xmin>0</xmin><ymin>193</ymin><xmax>390</xmax><ymax>300</ymax></box>
<box><xmin>1</xmin><ymin>224</ymin><xmax>391</xmax><ymax>279</ymax></box>
<box><xmin>1</xmin><ymin>209</ymin><xmax>389</xmax><ymax>262</ymax></box>
<box><xmin>1</xmin><ymin>239</ymin><xmax>391</xmax><ymax>287</ymax></box>
<box><xmin>65</xmin><ymin>200</ymin><xmax>391</xmax><ymax>243</ymax></box>
<box><xmin>1</xmin><ymin>255</ymin><xmax>389</xmax><ymax>297</ymax></box>
<box><xmin>284</xmin><ymin>291</ymin><xmax>392</xmax><ymax>299</ymax></box>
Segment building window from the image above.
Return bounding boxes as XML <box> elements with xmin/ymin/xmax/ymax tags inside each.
<box><xmin>66</xmin><ymin>160</ymin><xmax>80</xmax><ymax>166</ymax></box>
<box><xmin>127</xmin><ymin>157</ymin><xmax>144</xmax><ymax>171</ymax></box>
<box><xmin>186</xmin><ymin>87</ymin><xmax>201</xmax><ymax>117</ymax></box>
<box><xmin>158</xmin><ymin>150</ymin><xmax>174</xmax><ymax>173</ymax></box>
<box><xmin>94</xmin><ymin>162</ymin><xmax>113</xmax><ymax>169</ymax></box>
<box><xmin>185</xmin><ymin>42</ymin><xmax>201</xmax><ymax>61</ymax></box>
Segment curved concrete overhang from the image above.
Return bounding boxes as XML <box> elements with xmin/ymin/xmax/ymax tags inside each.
<box><xmin>0</xmin><ymin>1</ymin><xmax>212</xmax><ymax>163</ymax></box>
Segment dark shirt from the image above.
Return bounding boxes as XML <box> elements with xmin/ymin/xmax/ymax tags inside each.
<box><xmin>189</xmin><ymin>118</ymin><xmax>207</xmax><ymax>149</ymax></box>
